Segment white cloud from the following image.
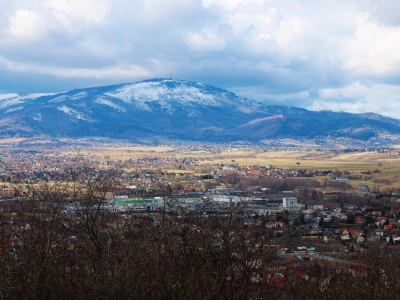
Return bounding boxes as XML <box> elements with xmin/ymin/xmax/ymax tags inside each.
<box><xmin>185</xmin><ymin>29</ymin><xmax>226</xmax><ymax>52</ymax></box>
<box><xmin>8</xmin><ymin>9</ymin><xmax>47</xmax><ymax>40</ymax></box>
<box><xmin>368</xmin><ymin>0</ymin><xmax>400</xmax><ymax>26</ymax></box>
<box><xmin>275</xmin><ymin>17</ymin><xmax>306</xmax><ymax>52</ymax></box>
<box><xmin>318</xmin><ymin>89</ymin><xmax>340</xmax><ymax>99</ymax></box>
<box><xmin>314</xmin><ymin>82</ymin><xmax>400</xmax><ymax>118</ymax></box>
<box><xmin>340</xmin><ymin>17</ymin><xmax>400</xmax><ymax>76</ymax></box>
<box><xmin>265</xmin><ymin>91</ymin><xmax>311</xmax><ymax>102</ymax></box>
<box><xmin>1</xmin><ymin>1</ymin><xmax>400</xmax><ymax>118</ymax></box>
<box><xmin>50</xmin><ymin>10</ymin><xmax>76</xmax><ymax>34</ymax></box>
<box><xmin>0</xmin><ymin>54</ymin><xmax>150</xmax><ymax>79</ymax></box>
<box><xmin>44</xmin><ymin>0</ymin><xmax>111</xmax><ymax>23</ymax></box>
<box><xmin>308</xmin><ymin>100</ymin><xmax>377</xmax><ymax>114</ymax></box>
<box><xmin>202</xmin><ymin>0</ymin><xmax>239</xmax><ymax>10</ymax></box>
<box><xmin>319</xmin><ymin>82</ymin><xmax>397</xmax><ymax>100</ymax></box>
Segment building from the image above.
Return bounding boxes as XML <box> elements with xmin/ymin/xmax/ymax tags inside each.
<box><xmin>313</xmin><ymin>205</ymin><xmax>324</xmax><ymax>210</ymax></box>
<box><xmin>357</xmin><ymin>184</ymin><xmax>372</xmax><ymax>191</ymax></box>
<box><xmin>282</xmin><ymin>197</ymin><xmax>298</xmax><ymax>208</ymax></box>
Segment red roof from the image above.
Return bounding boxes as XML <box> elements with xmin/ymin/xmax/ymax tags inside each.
<box><xmin>312</xmin><ymin>227</ymin><xmax>322</xmax><ymax>231</ymax></box>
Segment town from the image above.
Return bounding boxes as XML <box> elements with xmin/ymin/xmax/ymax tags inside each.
<box><xmin>1</xmin><ymin>142</ymin><xmax>400</xmax><ymax>298</ymax></box>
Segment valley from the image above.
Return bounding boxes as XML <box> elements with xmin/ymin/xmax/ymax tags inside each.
<box><xmin>1</xmin><ymin>139</ymin><xmax>400</xmax><ymax>297</ymax></box>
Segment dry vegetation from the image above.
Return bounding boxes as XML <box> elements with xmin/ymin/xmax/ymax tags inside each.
<box><xmin>78</xmin><ymin>145</ymin><xmax>400</xmax><ymax>192</ymax></box>
<box><xmin>1</xmin><ymin>173</ymin><xmax>400</xmax><ymax>299</ymax></box>
<box><xmin>0</xmin><ymin>138</ymin><xmax>27</xmax><ymax>144</ymax></box>
<box><xmin>1</xmin><ymin>144</ymin><xmax>400</xmax><ymax>298</ymax></box>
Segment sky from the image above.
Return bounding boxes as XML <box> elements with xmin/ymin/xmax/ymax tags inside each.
<box><xmin>1</xmin><ymin>0</ymin><xmax>400</xmax><ymax>118</ymax></box>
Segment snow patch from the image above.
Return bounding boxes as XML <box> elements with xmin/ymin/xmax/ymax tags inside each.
<box><xmin>58</xmin><ymin>105</ymin><xmax>88</xmax><ymax>121</ymax></box>
<box><xmin>0</xmin><ymin>97</ymin><xmax>22</xmax><ymax>109</ymax></box>
<box><xmin>105</xmin><ymin>79</ymin><xmax>221</xmax><ymax>113</ymax></box>
<box><xmin>33</xmin><ymin>113</ymin><xmax>42</xmax><ymax>121</ymax></box>
<box><xmin>238</xmin><ymin>106</ymin><xmax>257</xmax><ymax>113</ymax></box>
<box><xmin>75</xmin><ymin>102</ymin><xmax>92</xmax><ymax>114</ymax></box>
<box><xmin>69</xmin><ymin>92</ymin><xmax>87</xmax><ymax>100</ymax></box>
<box><xmin>95</xmin><ymin>97</ymin><xmax>126</xmax><ymax>112</ymax></box>
<box><xmin>0</xmin><ymin>93</ymin><xmax>52</xmax><ymax>110</ymax></box>
<box><xmin>18</xmin><ymin>93</ymin><xmax>53</xmax><ymax>100</ymax></box>
<box><xmin>0</xmin><ymin>93</ymin><xmax>19</xmax><ymax>100</ymax></box>
<box><xmin>5</xmin><ymin>106</ymin><xmax>23</xmax><ymax>114</ymax></box>
<box><xmin>50</xmin><ymin>94</ymin><xmax>68</xmax><ymax>102</ymax></box>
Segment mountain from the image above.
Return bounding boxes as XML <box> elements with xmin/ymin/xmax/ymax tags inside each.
<box><xmin>1</xmin><ymin>78</ymin><xmax>400</xmax><ymax>144</ymax></box>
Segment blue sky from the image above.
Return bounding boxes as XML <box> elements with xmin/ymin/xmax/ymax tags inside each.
<box><xmin>1</xmin><ymin>0</ymin><xmax>400</xmax><ymax>118</ymax></box>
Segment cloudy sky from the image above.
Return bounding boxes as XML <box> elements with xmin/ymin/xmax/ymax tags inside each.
<box><xmin>1</xmin><ymin>0</ymin><xmax>400</xmax><ymax>118</ymax></box>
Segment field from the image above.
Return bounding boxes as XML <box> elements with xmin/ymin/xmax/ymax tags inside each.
<box><xmin>60</xmin><ymin>146</ymin><xmax>175</xmax><ymax>160</ymax></box>
<box><xmin>62</xmin><ymin>145</ymin><xmax>400</xmax><ymax>192</ymax></box>
<box><xmin>4</xmin><ymin>139</ymin><xmax>399</xmax><ymax>193</ymax></box>
<box><xmin>0</xmin><ymin>138</ymin><xmax>27</xmax><ymax>144</ymax></box>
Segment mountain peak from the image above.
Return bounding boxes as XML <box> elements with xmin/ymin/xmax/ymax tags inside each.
<box><xmin>0</xmin><ymin>78</ymin><xmax>399</xmax><ymax>145</ymax></box>
<box><xmin>104</xmin><ymin>78</ymin><xmax>232</xmax><ymax>109</ymax></box>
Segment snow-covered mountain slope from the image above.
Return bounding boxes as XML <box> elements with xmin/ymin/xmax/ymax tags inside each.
<box><xmin>0</xmin><ymin>93</ymin><xmax>54</xmax><ymax>113</ymax></box>
<box><xmin>99</xmin><ymin>78</ymin><xmax>262</xmax><ymax>115</ymax></box>
<box><xmin>1</xmin><ymin>78</ymin><xmax>400</xmax><ymax>143</ymax></box>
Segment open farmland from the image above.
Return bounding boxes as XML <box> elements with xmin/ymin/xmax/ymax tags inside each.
<box><xmin>2</xmin><ymin>139</ymin><xmax>400</xmax><ymax>194</ymax></box>
<box><xmin>67</xmin><ymin>145</ymin><xmax>400</xmax><ymax>170</ymax></box>
<box><xmin>57</xmin><ymin>144</ymin><xmax>400</xmax><ymax>192</ymax></box>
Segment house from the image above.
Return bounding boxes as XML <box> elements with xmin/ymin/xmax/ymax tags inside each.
<box><xmin>322</xmin><ymin>230</ymin><xmax>335</xmax><ymax>235</ymax></box>
<box><xmin>323</xmin><ymin>234</ymin><xmax>336</xmax><ymax>242</ymax></box>
<box><xmin>313</xmin><ymin>205</ymin><xmax>324</xmax><ymax>210</ymax></box>
<box><xmin>297</xmin><ymin>226</ymin><xmax>310</xmax><ymax>235</ymax></box>
<box><xmin>265</xmin><ymin>222</ymin><xmax>274</xmax><ymax>229</ymax></box>
<box><xmin>355</xmin><ymin>217</ymin><xmax>365</xmax><ymax>224</ymax></box>
<box><xmin>346</xmin><ymin>228</ymin><xmax>357</xmax><ymax>234</ymax></box>
<box><xmin>335</xmin><ymin>178</ymin><xmax>351</xmax><ymax>182</ymax></box>
<box><xmin>310</xmin><ymin>227</ymin><xmax>323</xmax><ymax>235</ymax></box>
<box><xmin>384</xmin><ymin>224</ymin><xmax>393</xmax><ymax>231</ymax></box>
<box><xmin>335</xmin><ymin>228</ymin><xmax>346</xmax><ymax>234</ymax></box>
<box><xmin>357</xmin><ymin>184</ymin><xmax>371</xmax><ymax>191</ymax></box>
<box><xmin>392</xmin><ymin>236</ymin><xmax>400</xmax><ymax>244</ymax></box>
<box><xmin>375</xmin><ymin>217</ymin><xmax>386</xmax><ymax>227</ymax></box>
<box><xmin>341</xmin><ymin>233</ymin><xmax>352</xmax><ymax>242</ymax></box>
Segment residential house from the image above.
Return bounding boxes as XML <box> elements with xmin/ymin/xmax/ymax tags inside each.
<box><xmin>297</xmin><ymin>226</ymin><xmax>310</xmax><ymax>236</ymax></box>
<box><xmin>310</xmin><ymin>227</ymin><xmax>322</xmax><ymax>235</ymax></box>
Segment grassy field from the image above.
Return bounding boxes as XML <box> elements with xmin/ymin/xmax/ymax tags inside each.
<box><xmin>59</xmin><ymin>146</ymin><xmax>176</xmax><ymax>160</ymax></box>
<box><xmin>0</xmin><ymin>138</ymin><xmax>27</xmax><ymax>144</ymax></box>
<box><xmin>75</xmin><ymin>147</ymin><xmax>400</xmax><ymax>168</ymax></box>
<box><xmin>72</xmin><ymin>145</ymin><xmax>400</xmax><ymax>191</ymax></box>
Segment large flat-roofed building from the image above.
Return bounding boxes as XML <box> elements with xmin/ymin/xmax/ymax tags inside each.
<box><xmin>282</xmin><ymin>197</ymin><xmax>298</xmax><ymax>208</ymax></box>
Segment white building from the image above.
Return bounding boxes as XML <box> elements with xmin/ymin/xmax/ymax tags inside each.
<box><xmin>282</xmin><ymin>197</ymin><xmax>298</xmax><ymax>208</ymax></box>
<box><xmin>313</xmin><ymin>205</ymin><xmax>324</xmax><ymax>210</ymax></box>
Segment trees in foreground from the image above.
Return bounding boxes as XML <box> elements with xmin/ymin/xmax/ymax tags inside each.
<box><xmin>0</xmin><ymin>173</ymin><xmax>399</xmax><ymax>299</ymax></box>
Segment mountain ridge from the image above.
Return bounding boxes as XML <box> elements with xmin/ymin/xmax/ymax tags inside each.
<box><xmin>0</xmin><ymin>78</ymin><xmax>399</xmax><ymax>145</ymax></box>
